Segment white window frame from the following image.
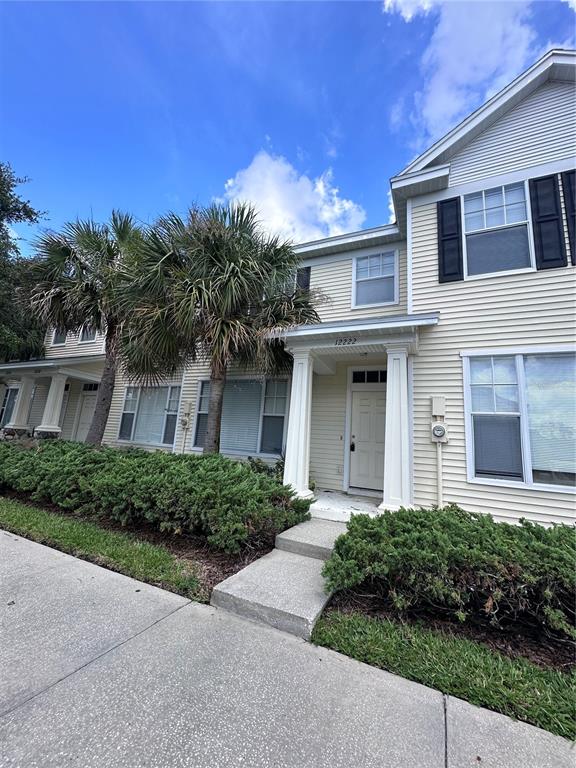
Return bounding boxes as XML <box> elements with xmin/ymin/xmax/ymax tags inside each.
<box><xmin>51</xmin><ymin>329</ymin><xmax>67</xmax><ymax>346</ymax></box>
<box><xmin>117</xmin><ymin>385</ymin><xmax>181</xmax><ymax>448</ymax></box>
<box><xmin>79</xmin><ymin>325</ymin><xmax>97</xmax><ymax>344</ymax></box>
<box><xmin>460</xmin><ymin>180</ymin><xmax>537</xmax><ymax>281</ymax></box>
<box><xmin>352</xmin><ymin>249</ymin><xmax>399</xmax><ymax>308</ymax></box>
<box><xmin>462</xmin><ymin>346</ymin><xmax>575</xmax><ymax>494</ymax></box>
<box><xmin>0</xmin><ymin>386</ymin><xmax>19</xmax><ymax>427</ymax></box>
<box><xmin>191</xmin><ymin>376</ymin><xmax>290</xmax><ymax>458</ymax></box>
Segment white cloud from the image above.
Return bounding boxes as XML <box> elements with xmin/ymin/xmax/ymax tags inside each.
<box><xmin>387</xmin><ymin>190</ymin><xmax>396</xmax><ymax>224</ymax></box>
<box><xmin>384</xmin><ymin>0</ymin><xmax>575</xmax><ymax>149</ymax></box>
<box><xmin>220</xmin><ymin>150</ymin><xmax>366</xmax><ymax>243</ymax></box>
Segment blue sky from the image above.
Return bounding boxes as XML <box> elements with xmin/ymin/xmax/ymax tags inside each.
<box><xmin>1</xmin><ymin>1</ymin><xmax>574</xmax><ymax>252</ymax></box>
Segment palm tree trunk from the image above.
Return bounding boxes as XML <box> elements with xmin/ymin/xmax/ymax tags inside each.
<box><xmin>85</xmin><ymin>323</ymin><xmax>118</xmax><ymax>446</ymax></box>
<box><xmin>203</xmin><ymin>364</ymin><xmax>226</xmax><ymax>454</ymax></box>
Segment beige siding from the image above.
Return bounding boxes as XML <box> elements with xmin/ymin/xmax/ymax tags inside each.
<box><xmin>60</xmin><ymin>380</ymin><xmax>83</xmax><ymax>440</ymax></box>
<box><xmin>28</xmin><ymin>379</ymin><xmax>50</xmax><ymax>430</ymax></box>
<box><xmin>449</xmin><ymin>82</ymin><xmax>576</xmax><ymax>187</ymax></box>
<box><xmin>309</xmin><ymin>244</ymin><xmax>407</xmax><ymax>322</ymax></box>
<box><xmin>310</xmin><ymin>366</ymin><xmax>347</xmax><ymax>490</ymax></box>
<box><xmin>44</xmin><ymin>329</ymin><xmax>104</xmax><ymax>359</ymax></box>
<box><xmin>410</xmin><ymin>200</ymin><xmax>576</xmax><ymax>525</ymax></box>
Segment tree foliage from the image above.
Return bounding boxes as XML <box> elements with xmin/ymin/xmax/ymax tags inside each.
<box><xmin>0</xmin><ymin>162</ymin><xmax>45</xmax><ymax>361</ymax></box>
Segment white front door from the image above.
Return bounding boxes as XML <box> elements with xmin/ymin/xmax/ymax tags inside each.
<box><xmin>350</xmin><ymin>388</ymin><xmax>386</xmax><ymax>491</ymax></box>
<box><xmin>75</xmin><ymin>393</ymin><xmax>97</xmax><ymax>443</ymax></box>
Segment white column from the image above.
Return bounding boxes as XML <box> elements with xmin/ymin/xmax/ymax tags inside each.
<box><xmin>283</xmin><ymin>349</ymin><xmax>314</xmax><ymax>499</ymax></box>
<box><xmin>380</xmin><ymin>346</ymin><xmax>411</xmax><ymax>511</ymax></box>
<box><xmin>6</xmin><ymin>376</ymin><xmax>35</xmax><ymax>433</ymax></box>
<box><xmin>35</xmin><ymin>373</ymin><xmax>68</xmax><ymax>436</ymax></box>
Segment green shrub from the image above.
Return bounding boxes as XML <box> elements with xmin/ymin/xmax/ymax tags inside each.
<box><xmin>0</xmin><ymin>441</ymin><xmax>310</xmax><ymax>553</ymax></box>
<box><xmin>322</xmin><ymin>506</ymin><xmax>575</xmax><ymax>640</ymax></box>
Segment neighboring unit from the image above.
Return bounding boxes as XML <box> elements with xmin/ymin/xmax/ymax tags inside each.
<box><xmin>1</xmin><ymin>49</ymin><xmax>574</xmax><ymax>526</ymax></box>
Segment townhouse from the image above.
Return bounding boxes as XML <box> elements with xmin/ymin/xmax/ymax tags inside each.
<box><xmin>1</xmin><ymin>49</ymin><xmax>574</xmax><ymax>525</ymax></box>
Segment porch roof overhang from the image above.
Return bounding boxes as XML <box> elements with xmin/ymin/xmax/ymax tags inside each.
<box><xmin>280</xmin><ymin>312</ymin><xmax>439</xmax><ymax>373</ymax></box>
<box><xmin>0</xmin><ymin>354</ymin><xmax>104</xmax><ymax>383</ymax></box>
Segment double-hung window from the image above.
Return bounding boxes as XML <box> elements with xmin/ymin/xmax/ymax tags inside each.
<box><xmin>52</xmin><ymin>329</ymin><xmax>67</xmax><ymax>345</ymax></box>
<box><xmin>194</xmin><ymin>378</ymin><xmax>288</xmax><ymax>455</ymax></box>
<box><xmin>463</xmin><ymin>183</ymin><xmax>532</xmax><ymax>276</ymax></box>
<box><xmin>80</xmin><ymin>326</ymin><xmax>97</xmax><ymax>343</ymax></box>
<box><xmin>119</xmin><ymin>385</ymin><xmax>181</xmax><ymax>446</ymax></box>
<box><xmin>466</xmin><ymin>352</ymin><xmax>575</xmax><ymax>488</ymax></box>
<box><xmin>0</xmin><ymin>387</ymin><xmax>19</xmax><ymax>427</ymax></box>
<box><xmin>353</xmin><ymin>252</ymin><xmax>397</xmax><ymax>307</ymax></box>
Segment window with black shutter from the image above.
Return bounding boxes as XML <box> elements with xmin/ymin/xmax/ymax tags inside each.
<box><xmin>561</xmin><ymin>170</ymin><xmax>575</xmax><ymax>265</ymax></box>
<box><xmin>529</xmin><ymin>175</ymin><xmax>567</xmax><ymax>270</ymax></box>
<box><xmin>437</xmin><ymin>198</ymin><xmax>463</xmax><ymax>282</ymax></box>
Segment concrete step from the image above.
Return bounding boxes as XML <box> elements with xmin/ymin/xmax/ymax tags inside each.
<box><xmin>211</xmin><ymin>549</ymin><xmax>331</xmax><ymax>640</ymax></box>
<box><xmin>275</xmin><ymin>519</ymin><xmax>347</xmax><ymax>561</ymax></box>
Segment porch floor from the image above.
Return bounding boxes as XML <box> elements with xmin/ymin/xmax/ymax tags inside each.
<box><xmin>310</xmin><ymin>490</ymin><xmax>380</xmax><ymax>523</ymax></box>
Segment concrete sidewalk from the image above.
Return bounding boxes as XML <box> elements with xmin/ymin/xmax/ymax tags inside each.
<box><xmin>0</xmin><ymin>530</ymin><xmax>572</xmax><ymax>768</ymax></box>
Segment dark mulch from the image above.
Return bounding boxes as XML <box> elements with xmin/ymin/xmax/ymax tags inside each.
<box><xmin>329</xmin><ymin>590</ymin><xmax>575</xmax><ymax>673</ymax></box>
<box><xmin>2</xmin><ymin>489</ymin><xmax>272</xmax><ymax>594</ymax></box>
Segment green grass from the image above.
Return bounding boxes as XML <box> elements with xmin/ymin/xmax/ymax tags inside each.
<box><xmin>0</xmin><ymin>496</ymin><xmax>204</xmax><ymax>601</ymax></box>
<box><xmin>312</xmin><ymin>610</ymin><xmax>576</xmax><ymax>740</ymax></box>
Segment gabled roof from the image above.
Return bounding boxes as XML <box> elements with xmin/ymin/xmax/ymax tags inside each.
<box><xmin>398</xmin><ymin>48</ymin><xmax>576</xmax><ymax>177</ymax></box>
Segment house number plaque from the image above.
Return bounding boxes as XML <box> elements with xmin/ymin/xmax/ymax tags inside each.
<box><xmin>334</xmin><ymin>337</ymin><xmax>357</xmax><ymax>346</ymax></box>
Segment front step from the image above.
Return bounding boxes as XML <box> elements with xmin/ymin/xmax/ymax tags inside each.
<box><xmin>275</xmin><ymin>519</ymin><xmax>346</xmax><ymax>561</ymax></box>
<box><xmin>211</xmin><ymin>549</ymin><xmax>331</xmax><ymax>640</ymax></box>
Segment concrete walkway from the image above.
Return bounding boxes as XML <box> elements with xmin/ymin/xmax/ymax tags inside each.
<box><xmin>0</xmin><ymin>530</ymin><xmax>572</xmax><ymax>768</ymax></box>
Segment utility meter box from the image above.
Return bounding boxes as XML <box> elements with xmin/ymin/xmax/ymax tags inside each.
<box><xmin>431</xmin><ymin>422</ymin><xmax>448</xmax><ymax>443</ymax></box>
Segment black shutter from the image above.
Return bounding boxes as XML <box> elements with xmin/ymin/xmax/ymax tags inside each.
<box><xmin>529</xmin><ymin>175</ymin><xmax>567</xmax><ymax>270</ymax></box>
<box><xmin>561</xmin><ymin>170</ymin><xmax>575</xmax><ymax>266</ymax></box>
<box><xmin>296</xmin><ymin>266</ymin><xmax>311</xmax><ymax>291</ymax></box>
<box><xmin>437</xmin><ymin>198</ymin><xmax>463</xmax><ymax>283</ymax></box>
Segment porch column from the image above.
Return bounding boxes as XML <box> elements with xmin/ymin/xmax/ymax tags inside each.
<box><xmin>283</xmin><ymin>349</ymin><xmax>314</xmax><ymax>499</ymax></box>
<box><xmin>35</xmin><ymin>373</ymin><xmax>68</xmax><ymax>437</ymax></box>
<box><xmin>380</xmin><ymin>346</ymin><xmax>411</xmax><ymax>511</ymax></box>
<box><xmin>5</xmin><ymin>376</ymin><xmax>35</xmax><ymax>434</ymax></box>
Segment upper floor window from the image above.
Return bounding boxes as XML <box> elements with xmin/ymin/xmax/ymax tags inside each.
<box><xmin>80</xmin><ymin>326</ymin><xmax>97</xmax><ymax>343</ymax></box>
<box><xmin>466</xmin><ymin>352</ymin><xmax>575</xmax><ymax>489</ymax></box>
<box><xmin>353</xmin><ymin>252</ymin><xmax>397</xmax><ymax>307</ymax></box>
<box><xmin>118</xmin><ymin>385</ymin><xmax>181</xmax><ymax>447</ymax></box>
<box><xmin>52</xmin><ymin>329</ymin><xmax>67</xmax><ymax>345</ymax></box>
<box><xmin>463</xmin><ymin>182</ymin><xmax>532</xmax><ymax>276</ymax></box>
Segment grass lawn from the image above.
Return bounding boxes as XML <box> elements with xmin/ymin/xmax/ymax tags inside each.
<box><xmin>312</xmin><ymin>610</ymin><xmax>576</xmax><ymax>741</ymax></box>
<box><xmin>0</xmin><ymin>496</ymin><xmax>204</xmax><ymax>601</ymax></box>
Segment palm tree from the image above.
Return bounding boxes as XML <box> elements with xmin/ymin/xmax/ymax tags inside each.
<box><xmin>121</xmin><ymin>203</ymin><xmax>320</xmax><ymax>454</ymax></box>
<box><xmin>31</xmin><ymin>211</ymin><xmax>143</xmax><ymax>445</ymax></box>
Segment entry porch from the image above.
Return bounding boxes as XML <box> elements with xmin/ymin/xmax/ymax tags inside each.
<box><xmin>0</xmin><ymin>356</ymin><xmax>104</xmax><ymax>440</ymax></box>
<box><xmin>281</xmin><ymin>313</ymin><xmax>438</xmax><ymax>511</ymax></box>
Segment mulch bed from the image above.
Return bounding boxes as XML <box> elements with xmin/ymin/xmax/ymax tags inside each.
<box><xmin>328</xmin><ymin>590</ymin><xmax>575</xmax><ymax>673</ymax></box>
<box><xmin>2</xmin><ymin>489</ymin><xmax>272</xmax><ymax>594</ymax></box>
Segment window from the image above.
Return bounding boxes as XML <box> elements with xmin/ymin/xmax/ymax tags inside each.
<box><xmin>352</xmin><ymin>370</ymin><xmax>387</xmax><ymax>384</ymax></box>
<box><xmin>466</xmin><ymin>353</ymin><xmax>575</xmax><ymax>488</ymax></box>
<box><xmin>354</xmin><ymin>252</ymin><xmax>397</xmax><ymax>306</ymax></box>
<box><xmin>194</xmin><ymin>378</ymin><xmax>288</xmax><ymax>455</ymax></box>
<box><xmin>80</xmin><ymin>326</ymin><xmax>96</xmax><ymax>343</ymax></box>
<box><xmin>0</xmin><ymin>388</ymin><xmax>18</xmax><ymax>427</ymax></box>
<box><xmin>52</xmin><ymin>329</ymin><xmax>67</xmax><ymax>345</ymax></box>
<box><xmin>463</xmin><ymin>183</ymin><xmax>532</xmax><ymax>276</ymax></box>
<box><xmin>118</xmin><ymin>385</ymin><xmax>181</xmax><ymax>446</ymax></box>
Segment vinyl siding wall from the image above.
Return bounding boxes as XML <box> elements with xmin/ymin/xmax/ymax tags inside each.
<box><xmin>410</xmin><ymin>199</ymin><xmax>575</xmax><ymax>525</ymax></box>
<box><xmin>449</xmin><ymin>81</ymin><xmax>576</xmax><ymax>187</ymax></box>
<box><xmin>309</xmin><ymin>243</ymin><xmax>407</xmax><ymax>321</ymax></box>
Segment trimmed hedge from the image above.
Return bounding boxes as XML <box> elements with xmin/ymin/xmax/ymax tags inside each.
<box><xmin>322</xmin><ymin>506</ymin><xmax>575</xmax><ymax>640</ymax></box>
<box><xmin>0</xmin><ymin>441</ymin><xmax>310</xmax><ymax>553</ymax></box>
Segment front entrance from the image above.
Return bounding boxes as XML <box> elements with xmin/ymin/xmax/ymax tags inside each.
<box><xmin>74</xmin><ymin>388</ymin><xmax>98</xmax><ymax>442</ymax></box>
<box><xmin>349</xmin><ymin>375</ymin><xmax>386</xmax><ymax>491</ymax></box>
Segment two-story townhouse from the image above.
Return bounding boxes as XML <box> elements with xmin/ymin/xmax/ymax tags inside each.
<box><xmin>1</xmin><ymin>49</ymin><xmax>574</xmax><ymax>526</ymax></box>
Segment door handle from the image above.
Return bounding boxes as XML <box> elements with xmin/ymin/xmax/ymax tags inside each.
<box><xmin>350</xmin><ymin>442</ymin><xmax>355</xmax><ymax>452</ymax></box>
